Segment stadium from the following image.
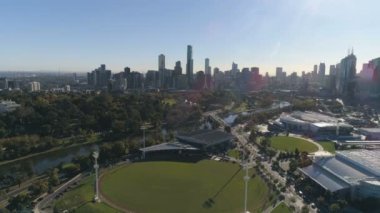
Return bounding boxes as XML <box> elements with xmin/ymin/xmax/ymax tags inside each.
<box><xmin>300</xmin><ymin>149</ymin><xmax>380</xmax><ymax>199</ymax></box>
<box><xmin>276</xmin><ymin>111</ymin><xmax>353</xmax><ymax>136</ymax></box>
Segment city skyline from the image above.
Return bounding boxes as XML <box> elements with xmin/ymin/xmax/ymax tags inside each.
<box><xmin>1</xmin><ymin>0</ymin><xmax>380</xmax><ymax>74</ymax></box>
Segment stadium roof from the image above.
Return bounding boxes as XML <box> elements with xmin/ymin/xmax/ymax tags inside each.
<box><xmin>291</xmin><ymin>111</ymin><xmax>338</xmax><ymax>123</ymax></box>
<box><xmin>300</xmin><ymin>164</ymin><xmax>351</xmax><ymax>192</ymax></box>
<box><xmin>300</xmin><ymin>150</ymin><xmax>380</xmax><ymax>192</ymax></box>
<box><xmin>176</xmin><ymin>130</ymin><xmax>234</xmax><ymax>147</ymax></box>
<box><xmin>337</xmin><ymin>150</ymin><xmax>380</xmax><ymax>177</ymax></box>
<box><xmin>139</xmin><ymin>142</ymin><xmax>198</xmax><ymax>152</ymax></box>
<box><xmin>359</xmin><ymin>128</ymin><xmax>380</xmax><ymax>133</ymax></box>
<box><xmin>315</xmin><ymin>157</ymin><xmax>373</xmax><ymax>184</ymax></box>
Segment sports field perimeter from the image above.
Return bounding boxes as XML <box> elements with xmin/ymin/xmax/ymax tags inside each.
<box><xmin>100</xmin><ymin>160</ymin><xmax>270</xmax><ymax>213</ymax></box>
<box><xmin>270</xmin><ymin>136</ymin><xmax>319</xmax><ymax>153</ymax></box>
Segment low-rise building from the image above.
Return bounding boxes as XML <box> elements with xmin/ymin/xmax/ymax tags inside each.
<box><xmin>0</xmin><ymin>100</ymin><xmax>20</xmax><ymax>113</ymax></box>
<box><xmin>278</xmin><ymin>111</ymin><xmax>353</xmax><ymax>136</ymax></box>
<box><xmin>359</xmin><ymin>128</ymin><xmax>380</xmax><ymax>140</ymax></box>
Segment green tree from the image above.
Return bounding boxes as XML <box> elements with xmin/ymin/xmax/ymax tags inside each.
<box><xmin>329</xmin><ymin>203</ymin><xmax>341</xmax><ymax>213</ymax></box>
<box><xmin>29</xmin><ymin>180</ymin><xmax>48</xmax><ymax>196</ymax></box>
<box><xmin>7</xmin><ymin>193</ymin><xmax>31</xmax><ymax>212</ymax></box>
<box><xmin>49</xmin><ymin>168</ymin><xmax>60</xmax><ymax>186</ymax></box>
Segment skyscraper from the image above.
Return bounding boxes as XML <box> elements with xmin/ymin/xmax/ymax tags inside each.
<box><xmin>158</xmin><ymin>54</ymin><xmax>165</xmax><ymax>88</ymax></box>
<box><xmin>205</xmin><ymin>58</ymin><xmax>211</xmax><ymax>75</ymax></box>
<box><xmin>159</xmin><ymin>54</ymin><xmax>165</xmax><ymax>71</ymax></box>
<box><xmin>186</xmin><ymin>45</ymin><xmax>193</xmax><ymax>88</ymax></box>
<box><xmin>174</xmin><ymin>61</ymin><xmax>182</xmax><ymax>75</ymax></box>
<box><xmin>319</xmin><ymin>63</ymin><xmax>326</xmax><ymax>77</ymax></box>
<box><xmin>337</xmin><ymin>52</ymin><xmax>357</xmax><ymax>97</ymax></box>
<box><xmin>276</xmin><ymin>67</ymin><xmax>283</xmax><ymax>79</ymax></box>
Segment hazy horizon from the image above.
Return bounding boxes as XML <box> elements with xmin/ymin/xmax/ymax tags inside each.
<box><xmin>1</xmin><ymin>0</ymin><xmax>380</xmax><ymax>75</ymax></box>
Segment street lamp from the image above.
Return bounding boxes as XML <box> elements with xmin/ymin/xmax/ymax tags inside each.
<box><xmin>140</xmin><ymin>123</ymin><xmax>152</xmax><ymax>159</ymax></box>
<box><xmin>93</xmin><ymin>151</ymin><xmax>100</xmax><ymax>203</ymax></box>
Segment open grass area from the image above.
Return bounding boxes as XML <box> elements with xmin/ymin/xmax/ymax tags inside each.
<box><xmin>233</xmin><ymin>102</ymin><xmax>248</xmax><ymax>113</ymax></box>
<box><xmin>271</xmin><ymin>202</ymin><xmax>292</xmax><ymax>213</ymax></box>
<box><xmin>318</xmin><ymin>141</ymin><xmax>336</xmax><ymax>153</ymax></box>
<box><xmin>54</xmin><ymin>175</ymin><xmax>119</xmax><ymax>213</ymax></box>
<box><xmin>270</xmin><ymin>136</ymin><xmax>318</xmax><ymax>153</ymax></box>
<box><xmin>101</xmin><ymin>160</ymin><xmax>270</xmax><ymax>213</ymax></box>
<box><xmin>162</xmin><ymin>98</ymin><xmax>177</xmax><ymax>106</ymax></box>
<box><xmin>227</xmin><ymin>149</ymin><xmax>241</xmax><ymax>159</ymax></box>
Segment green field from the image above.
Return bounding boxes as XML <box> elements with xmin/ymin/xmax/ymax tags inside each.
<box><xmin>227</xmin><ymin>149</ymin><xmax>241</xmax><ymax>159</ymax></box>
<box><xmin>54</xmin><ymin>175</ymin><xmax>119</xmax><ymax>213</ymax></box>
<box><xmin>101</xmin><ymin>160</ymin><xmax>270</xmax><ymax>213</ymax></box>
<box><xmin>162</xmin><ymin>98</ymin><xmax>177</xmax><ymax>106</ymax></box>
<box><xmin>271</xmin><ymin>202</ymin><xmax>292</xmax><ymax>213</ymax></box>
<box><xmin>318</xmin><ymin>141</ymin><xmax>336</xmax><ymax>153</ymax></box>
<box><xmin>270</xmin><ymin>136</ymin><xmax>318</xmax><ymax>153</ymax></box>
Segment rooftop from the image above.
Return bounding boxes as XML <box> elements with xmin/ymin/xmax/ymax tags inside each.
<box><xmin>301</xmin><ymin>149</ymin><xmax>380</xmax><ymax>192</ymax></box>
<box><xmin>337</xmin><ymin>150</ymin><xmax>380</xmax><ymax>177</ymax></box>
<box><xmin>176</xmin><ymin>129</ymin><xmax>234</xmax><ymax>147</ymax></box>
<box><xmin>359</xmin><ymin>128</ymin><xmax>380</xmax><ymax>133</ymax></box>
<box><xmin>291</xmin><ymin>111</ymin><xmax>338</xmax><ymax>123</ymax></box>
<box><xmin>139</xmin><ymin>142</ymin><xmax>198</xmax><ymax>152</ymax></box>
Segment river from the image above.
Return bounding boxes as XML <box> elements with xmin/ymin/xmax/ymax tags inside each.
<box><xmin>0</xmin><ymin>143</ymin><xmax>98</xmax><ymax>179</ymax></box>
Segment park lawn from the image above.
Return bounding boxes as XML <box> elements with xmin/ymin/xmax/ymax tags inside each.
<box><xmin>101</xmin><ymin>160</ymin><xmax>271</xmax><ymax>213</ymax></box>
<box><xmin>271</xmin><ymin>202</ymin><xmax>292</xmax><ymax>213</ymax></box>
<box><xmin>233</xmin><ymin>102</ymin><xmax>248</xmax><ymax>113</ymax></box>
<box><xmin>54</xmin><ymin>175</ymin><xmax>119</xmax><ymax>213</ymax></box>
<box><xmin>227</xmin><ymin>149</ymin><xmax>241</xmax><ymax>159</ymax></box>
<box><xmin>270</xmin><ymin>136</ymin><xmax>318</xmax><ymax>153</ymax></box>
<box><xmin>162</xmin><ymin>98</ymin><xmax>177</xmax><ymax>106</ymax></box>
<box><xmin>318</xmin><ymin>141</ymin><xmax>336</xmax><ymax>153</ymax></box>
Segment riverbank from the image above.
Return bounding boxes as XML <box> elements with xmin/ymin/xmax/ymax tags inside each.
<box><xmin>0</xmin><ymin>139</ymin><xmax>100</xmax><ymax>167</ymax></box>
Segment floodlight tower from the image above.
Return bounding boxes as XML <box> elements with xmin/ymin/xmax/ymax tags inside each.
<box><xmin>93</xmin><ymin>151</ymin><xmax>100</xmax><ymax>202</ymax></box>
<box><xmin>241</xmin><ymin>148</ymin><xmax>251</xmax><ymax>213</ymax></box>
<box><xmin>336</xmin><ymin>120</ymin><xmax>341</xmax><ymax>138</ymax></box>
<box><xmin>140</xmin><ymin>123</ymin><xmax>152</xmax><ymax>159</ymax></box>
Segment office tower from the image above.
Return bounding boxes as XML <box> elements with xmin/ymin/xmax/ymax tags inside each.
<box><xmin>213</xmin><ymin>67</ymin><xmax>220</xmax><ymax>76</ymax></box>
<box><xmin>337</xmin><ymin>51</ymin><xmax>356</xmax><ymax>97</ymax></box>
<box><xmin>231</xmin><ymin>62</ymin><xmax>239</xmax><ymax>76</ymax></box>
<box><xmin>329</xmin><ymin>65</ymin><xmax>336</xmax><ymax>75</ymax></box>
<box><xmin>0</xmin><ymin>78</ymin><xmax>8</xmax><ymax>90</ymax></box>
<box><xmin>186</xmin><ymin>45</ymin><xmax>193</xmax><ymax>88</ymax></box>
<box><xmin>174</xmin><ymin>61</ymin><xmax>182</xmax><ymax>76</ymax></box>
<box><xmin>319</xmin><ymin>63</ymin><xmax>326</xmax><ymax>77</ymax></box>
<box><xmin>159</xmin><ymin>54</ymin><xmax>165</xmax><ymax>71</ymax></box>
<box><xmin>205</xmin><ymin>58</ymin><xmax>211</xmax><ymax>75</ymax></box>
<box><xmin>87</xmin><ymin>64</ymin><xmax>111</xmax><ymax>88</ymax></box>
<box><xmin>158</xmin><ymin>54</ymin><xmax>165</xmax><ymax>88</ymax></box>
<box><xmin>29</xmin><ymin>81</ymin><xmax>41</xmax><ymax>92</ymax></box>
<box><xmin>251</xmin><ymin>67</ymin><xmax>259</xmax><ymax>76</ymax></box>
<box><xmin>124</xmin><ymin>67</ymin><xmax>131</xmax><ymax>76</ymax></box>
<box><xmin>173</xmin><ymin>61</ymin><xmax>182</xmax><ymax>89</ymax></box>
<box><xmin>276</xmin><ymin>67</ymin><xmax>284</xmax><ymax>83</ymax></box>
<box><xmin>313</xmin><ymin>65</ymin><xmax>318</xmax><ymax>74</ymax></box>
<box><xmin>203</xmin><ymin>58</ymin><xmax>211</xmax><ymax>89</ymax></box>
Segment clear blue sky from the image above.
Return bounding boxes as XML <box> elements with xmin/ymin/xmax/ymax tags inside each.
<box><xmin>1</xmin><ymin>0</ymin><xmax>379</xmax><ymax>75</ymax></box>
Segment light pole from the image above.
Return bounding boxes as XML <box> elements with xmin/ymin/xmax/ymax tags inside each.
<box><xmin>93</xmin><ymin>151</ymin><xmax>100</xmax><ymax>203</ymax></box>
<box><xmin>241</xmin><ymin>149</ymin><xmax>251</xmax><ymax>213</ymax></box>
<box><xmin>336</xmin><ymin>120</ymin><xmax>341</xmax><ymax>139</ymax></box>
<box><xmin>141</xmin><ymin>123</ymin><xmax>152</xmax><ymax>160</ymax></box>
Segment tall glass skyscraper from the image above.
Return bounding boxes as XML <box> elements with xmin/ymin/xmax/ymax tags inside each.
<box><xmin>186</xmin><ymin>45</ymin><xmax>193</xmax><ymax>88</ymax></box>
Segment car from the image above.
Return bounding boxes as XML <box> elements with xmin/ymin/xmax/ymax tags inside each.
<box><xmin>311</xmin><ymin>203</ymin><xmax>316</xmax><ymax>209</ymax></box>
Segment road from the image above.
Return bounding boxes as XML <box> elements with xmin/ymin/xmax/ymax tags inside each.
<box><xmin>0</xmin><ymin>175</ymin><xmax>48</xmax><ymax>208</ymax></box>
<box><xmin>203</xmin><ymin>110</ymin><xmax>316</xmax><ymax>213</ymax></box>
<box><xmin>33</xmin><ymin>173</ymin><xmax>83</xmax><ymax>213</ymax></box>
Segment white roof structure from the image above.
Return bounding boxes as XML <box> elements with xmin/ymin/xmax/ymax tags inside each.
<box><xmin>300</xmin><ymin>149</ymin><xmax>380</xmax><ymax>192</ymax></box>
